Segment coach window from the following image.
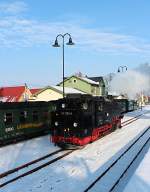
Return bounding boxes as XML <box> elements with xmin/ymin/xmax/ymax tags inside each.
<box><xmin>4</xmin><ymin>113</ymin><xmax>13</xmax><ymax>125</ymax></box>
<box><xmin>32</xmin><ymin>111</ymin><xmax>39</xmax><ymax>121</ymax></box>
<box><xmin>20</xmin><ymin>111</ymin><xmax>27</xmax><ymax>123</ymax></box>
<box><xmin>43</xmin><ymin>111</ymin><xmax>49</xmax><ymax>120</ymax></box>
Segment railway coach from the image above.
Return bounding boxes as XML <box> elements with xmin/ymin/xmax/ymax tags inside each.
<box><xmin>114</xmin><ymin>99</ymin><xmax>138</xmax><ymax>113</ymax></box>
<box><xmin>0</xmin><ymin>101</ymin><xmax>53</xmax><ymax>146</ymax></box>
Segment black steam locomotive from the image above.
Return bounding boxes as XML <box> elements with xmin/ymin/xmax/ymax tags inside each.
<box><xmin>51</xmin><ymin>94</ymin><xmax>123</xmax><ymax>149</ymax></box>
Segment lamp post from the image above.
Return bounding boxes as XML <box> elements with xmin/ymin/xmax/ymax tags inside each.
<box><xmin>52</xmin><ymin>33</ymin><xmax>74</xmax><ymax>98</ymax></box>
<box><xmin>117</xmin><ymin>66</ymin><xmax>127</xmax><ymax>73</ymax></box>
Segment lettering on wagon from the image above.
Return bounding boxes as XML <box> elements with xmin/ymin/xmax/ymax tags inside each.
<box><xmin>5</xmin><ymin>127</ymin><xmax>14</xmax><ymax>132</ymax></box>
<box><xmin>17</xmin><ymin>122</ymin><xmax>43</xmax><ymax>129</ymax></box>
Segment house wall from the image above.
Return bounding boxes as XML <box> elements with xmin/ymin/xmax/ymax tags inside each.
<box><xmin>29</xmin><ymin>88</ymin><xmax>62</xmax><ymax>101</ymax></box>
<box><xmin>60</xmin><ymin>76</ymin><xmax>100</xmax><ymax>95</ymax></box>
<box><xmin>98</xmin><ymin>79</ymin><xmax>105</xmax><ymax>96</ymax></box>
<box><xmin>19</xmin><ymin>87</ymin><xmax>32</xmax><ymax>102</ymax></box>
<box><xmin>99</xmin><ymin>86</ymin><xmax>105</xmax><ymax>96</ymax></box>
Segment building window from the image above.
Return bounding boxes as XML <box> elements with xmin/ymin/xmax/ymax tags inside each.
<box><xmin>91</xmin><ymin>87</ymin><xmax>97</xmax><ymax>95</ymax></box>
<box><xmin>73</xmin><ymin>79</ymin><xmax>77</xmax><ymax>83</ymax></box>
<box><xmin>4</xmin><ymin>113</ymin><xmax>13</xmax><ymax>125</ymax></box>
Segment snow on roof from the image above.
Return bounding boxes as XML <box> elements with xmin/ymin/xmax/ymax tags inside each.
<box><xmin>88</xmin><ymin>76</ymin><xmax>104</xmax><ymax>82</ymax></box>
<box><xmin>52</xmin><ymin>86</ymin><xmax>85</xmax><ymax>94</ymax></box>
<box><xmin>80</xmin><ymin>77</ymin><xmax>99</xmax><ymax>85</ymax></box>
<box><xmin>0</xmin><ymin>96</ymin><xmax>14</xmax><ymax>102</ymax></box>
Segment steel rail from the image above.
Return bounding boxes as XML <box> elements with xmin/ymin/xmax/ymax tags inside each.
<box><xmin>0</xmin><ymin>149</ymin><xmax>63</xmax><ymax>179</ymax></box>
<box><xmin>0</xmin><ymin>150</ymin><xmax>73</xmax><ymax>188</ymax></box>
<box><xmin>109</xmin><ymin>137</ymin><xmax>150</xmax><ymax>192</ymax></box>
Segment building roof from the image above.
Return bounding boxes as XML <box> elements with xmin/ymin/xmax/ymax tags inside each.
<box><xmin>32</xmin><ymin>85</ymin><xmax>85</xmax><ymax>96</ymax></box>
<box><xmin>80</xmin><ymin>77</ymin><xmax>99</xmax><ymax>85</ymax></box>
<box><xmin>0</xmin><ymin>86</ymin><xmax>26</xmax><ymax>102</ymax></box>
<box><xmin>88</xmin><ymin>76</ymin><xmax>104</xmax><ymax>83</ymax></box>
<box><xmin>60</xmin><ymin>75</ymin><xmax>99</xmax><ymax>86</ymax></box>
<box><xmin>52</xmin><ymin>86</ymin><xmax>85</xmax><ymax>94</ymax></box>
<box><xmin>30</xmin><ymin>88</ymin><xmax>41</xmax><ymax>94</ymax></box>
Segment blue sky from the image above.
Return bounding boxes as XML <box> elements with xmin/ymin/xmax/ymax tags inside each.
<box><xmin>0</xmin><ymin>0</ymin><xmax>150</xmax><ymax>87</ymax></box>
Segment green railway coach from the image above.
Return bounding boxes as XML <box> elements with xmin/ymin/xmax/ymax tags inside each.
<box><xmin>0</xmin><ymin>101</ymin><xmax>53</xmax><ymax>146</ymax></box>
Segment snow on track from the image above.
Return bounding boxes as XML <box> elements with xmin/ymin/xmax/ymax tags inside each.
<box><xmin>123</xmin><ymin>141</ymin><xmax>150</xmax><ymax>192</ymax></box>
<box><xmin>0</xmin><ymin>135</ymin><xmax>59</xmax><ymax>173</ymax></box>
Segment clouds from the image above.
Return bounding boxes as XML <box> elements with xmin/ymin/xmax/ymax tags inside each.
<box><xmin>0</xmin><ymin>1</ymin><xmax>28</xmax><ymax>14</ymax></box>
<box><xmin>0</xmin><ymin>1</ymin><xmax>150</xmax><ymax>55</ymax></box>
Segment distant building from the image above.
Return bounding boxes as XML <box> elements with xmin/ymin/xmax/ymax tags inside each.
<box><xmin>0</xmin><ymin>85</ymin><xmax>32</xmax><ymax>102</ymax></box>
<box><xmin>58</xmin><ymin>75</ymin><xmax>105</xmax><ymax>96</ymax></box>
<box><xmin>137</xmin><ymin>93</ymin><xmax>149</xmax><ymax>106</ymax></box>
<box><xmin>29</xmin><ymin>85</ymin><xmax>85</xmax><ymax>101</ymax></box>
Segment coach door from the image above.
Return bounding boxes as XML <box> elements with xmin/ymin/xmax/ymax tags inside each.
<box><xmin>3</xmin><ymin>111</ymin><xmax>15</xmax><ymax>139</ymax></box>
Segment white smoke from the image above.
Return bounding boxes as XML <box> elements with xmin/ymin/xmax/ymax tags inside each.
<box><xmin>109</xmin><ymin>63</ymin><xmax>150</xmax><ymax>99</ymax></box>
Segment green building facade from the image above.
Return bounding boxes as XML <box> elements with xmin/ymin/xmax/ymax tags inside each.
<box><xmin>59</xmin><ymin>75</ymin><xmax>105</xmax><ymax>96</ymax></box>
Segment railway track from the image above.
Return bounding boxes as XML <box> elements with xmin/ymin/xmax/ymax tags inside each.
<box><xmin>84</xmin><ymin>126</ymin><xmax>150</xmax><ymax>192</ymax></box>
<box><xmin>121</xmin><ymin>112</ymin><xmax>147</xmax><ymax>127</ymax></box>
<box><xmin>0</xmin><ymin>149</ymin><xmax>74</xmax><ymax>188</ymax></box>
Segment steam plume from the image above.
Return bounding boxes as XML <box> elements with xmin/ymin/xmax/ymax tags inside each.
<box><xmin>109</xmin><ymin>63</ymin><xmax>150</xmax><ymax>99</ymax></box>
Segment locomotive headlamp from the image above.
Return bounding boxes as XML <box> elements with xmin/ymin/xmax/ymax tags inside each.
<box><xmin>55</xmin><ymin>121</ymin><xmax>58</xmax><ymax>126</ymax></box>
<box><xmin>73</xmin><ymin>122</ymin><xmax>78</xmax><ymax>127</ymax></box>
<box><xmin>106</xmin><ymin>113</ymin><xmax>109</xmax><ymax>116</ymax></box>
<box><xmin>82</xmin><ymin>103</ymin><xmax>88</xmax><ymax>110</ymax></box>
<box><xmin>62</xmin><ymin>103</ymin><xmax>65</xmax><ymax>108</ymax></box>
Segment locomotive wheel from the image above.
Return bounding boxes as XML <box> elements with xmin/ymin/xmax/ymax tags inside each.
<box><xmin>113</xmin><ymin>122</ymin><xmax>121</xmax><ymax>130</ymax></box>
<box><xmin>112</xmin><ymin>124</ymin><xmax>117</xmax><ymax>131</ymax></box>
<box><xmin>117</xmin><ymin>122</ymin><xmax>122</xmax><ymax>129</ymax></box>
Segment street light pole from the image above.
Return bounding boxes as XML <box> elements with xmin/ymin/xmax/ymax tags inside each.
<box><xmin>62</xmin><ymin>37</ymin><xmax>65</xmax><ymax>98</ymax></box>
<box><xmin>52</xmin><ymin>33</ymin><xmax>74</xmax><ymax>98</ymax></box>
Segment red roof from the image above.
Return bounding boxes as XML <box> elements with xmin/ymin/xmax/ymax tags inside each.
<box><xmin>30</xmin><ymin>88</ymin><xmax>40</xmax><ymax>95</ymax></box>
<box><xmin>0</xmin><ymin>86</ymin><xmax>26</xmax><ymax>102</ymax></box>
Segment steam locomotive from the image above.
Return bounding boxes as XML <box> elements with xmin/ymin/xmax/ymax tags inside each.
<box><xmin>50</xmin><ymin>94</ymin><xmax>123</xmax><ymax>149</ymax></box>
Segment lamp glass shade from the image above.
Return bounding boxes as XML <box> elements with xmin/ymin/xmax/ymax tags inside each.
<box><xmin>52</xmin><ymin>39</ymin><xmax>60</xmax><ymax>47</ymax></box>
<box><xmin>66</xmin><ymin>37</ymin><xmax>74</xmax><ymax>45</ymax></box>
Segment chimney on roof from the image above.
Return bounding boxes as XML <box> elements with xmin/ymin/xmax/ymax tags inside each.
<box><xmin>75</xmin><ymin>71</ymin><xmax>83</xmax><ymax>77</ymax></box>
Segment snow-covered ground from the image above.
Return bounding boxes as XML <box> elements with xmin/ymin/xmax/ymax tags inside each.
<box><xmin>123</xmin><ymin>141</ymin><xmax>150</xmax><ymax>192</ymax></box>
<box><xmin>0</xmin><ymin>135</ymin><xmax>59</xmax><ymax>173</ymax></box>
<box><xmin>0</xmin><ymin>106</ymin><xmax>150</xmax><ymax>192</ymax></box>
